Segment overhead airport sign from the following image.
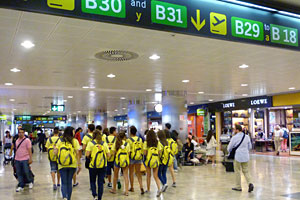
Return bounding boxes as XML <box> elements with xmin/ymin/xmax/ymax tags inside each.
<box><xmin>1</xmin><ymin>0</ymin><xmax>300</xmax><ymax>50</ymax></box>
<box><xmin>51</xmin><ymin>104</ymin><xmax>65</xmax><ymax>112</ymax></box>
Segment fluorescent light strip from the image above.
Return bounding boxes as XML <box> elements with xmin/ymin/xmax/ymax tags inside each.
<box><xmin>223</xmin><ymin>0</ymin><xmax>277</xmax><ymax>12</ymax></box>
<box><xmin>279</xmin><ymin>11</ymin><xmax>300</xmax><ymax>18</ymax></box>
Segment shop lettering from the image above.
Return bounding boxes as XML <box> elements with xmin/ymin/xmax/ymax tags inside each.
<box><xmin>250</xmin><ymin>99</ymin><xmax>268</xmax><ymax>105</ymax></box>
<box><xmin>131</xmin><ymin>0</ymin><xmax>146</xmax><ymax>8</ymax></box>
<box><xmin>223</xmin><ymin>103</ymin><xmax>235</xmax><ymax>108</ymax></box>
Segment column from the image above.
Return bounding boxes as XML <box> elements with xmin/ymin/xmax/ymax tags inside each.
<box><xmin>107</xmin><ymin>115</ymin><xmax>117</xmax><ymax>128</ymax></box>
<box><xmin>127</xmin><ymin>101</ymin><xmax>147</xmax><ymax>136</ymax></box>
<box><xmin>162</xmin><ymin>93</ymin><xmax>187</xmax><ymax>141</ymax></box>
<box><xmin>94</xmin><ymin>112</ymin><xmax>107</xmax><ymax>128</ymax></box>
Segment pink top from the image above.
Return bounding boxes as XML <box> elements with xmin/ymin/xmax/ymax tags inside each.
<box><xmin>15</xmin><ymin>138</ymin><xmax>32</xmax><ymax>161</ymax></box>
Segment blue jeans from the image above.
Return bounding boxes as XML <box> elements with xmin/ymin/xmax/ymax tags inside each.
<box><xmin>15</xmin><ymin>160</ymin><xmax>33</xmax><ymax>188</ymax></box>
<box><xmin>59</xmin><ymin>168</ymin><xmax>76</xmax><ymax>200</ymax></box>
<box><xmin>158</xmin><ymin>164</ymin><xmax>168</xmax><ymax>185</ymax></box>
<box><xmin>89</xmin><ymin>168</ymin><xmax>106</xmax><ymax>200</ymax></box>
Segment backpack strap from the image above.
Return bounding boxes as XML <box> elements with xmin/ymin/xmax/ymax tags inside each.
<box><xmin>86</xmin><ymin>134</ymin><xmax>93</xmax><ymax>139</ymax></box>
<box><xmin>100</xmin><ymin>141</ymin><xmax>104</xmax><ymax>145</ymax></box>
<box><xmin>112</xmin><ymin>136</ymin><xmax>116</xmax><ymax>143</ymax></box>
<box><xmin>130</xmin><ymin>137</ymin><xmax>134</xmax><ymax>142</ymax></box>
<box><xmin>91</xmin><ymin>141</ymin><xmax>96</xmax><ymax>145</ymax></box>
<box><xmin>49</xmin><ymin>137</ymin><xmax>53</xmax><ymax>144</ymax></box>
<box><xmin>106</xmin><ymin>137</ymin><xmax>109</xmax><ymax>144</ymax></box>
<box><xmin>55</xmin><ymin>138</ymin><xmax>60</xmax><ymax>145</ymax></box>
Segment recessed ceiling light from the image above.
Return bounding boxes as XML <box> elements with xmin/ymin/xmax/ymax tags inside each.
<box><xmin>208</xmin><ymin>99</ymin><xmax>214</xmax><ymax>102</ymax></box>
<box><xmin>12</xmin><ymin>108</ymin><xmax>17</xmax><ymax>111</ymax></box>
<box><xmin>149</xmin><ymin>54</ymin><xmax>160</xmax><ymax>60</ymax></box>
<box><xmin>10</xmin><ymin>68</ymin><xmax>21</xmax><ymax>73</ymax></box>
<box><xmin>182</xmin><ymin>80</ymin><xmax>190</xmax><ymax>83</ymax></box>
<box><xmin>146</xmin><ymin>89</ymin><xmax>152</xmax><ymax>92</ymax></box>
<box><xmin>67</xmin><ymin>96</ymin><xmax>73</xmax><ymax>99</ymax></box>
<box><xmin>190</xmin><ymin>102</ymin><xmax>195</xmax><ymax>105</ymax></box>
<box><xmin>9</xmin><ymin>99</ymin><xmax>15</xmax><ymax>102</ymax></box>
<box><xmin>241</xmin><ymin>84</ymin><xmax>248</xmax><ymax>87</ymax></box>
<box><xmin>90</xmin><ymin>86</ymin><xmax>95</xmax><ymax>89</ymax></box>
<box><xmin>5</xmin><ymin>83</ymin><xmax>13</xmax><ymax>86</ymax></box>
<box><xmin>114</xmin><ymin>109</ymin><xmax>118</xmax><ymax>112</ymax></box>
<box><xmin>63</xmin><ymin>100</ymin><xmax>67</xmax><ymax>102</ymax></box>
<box><xmin>198</xmin><ymin>91</ymin><xmax>204</xmax><ymax>94</ymax></box>
<box><xmin>289</xmin><ymin>87</ymin><xmax>296</xmax><ymax>90</ymax></box>
<box><xmin>239</xmin><ymin>64</ymin><xmax>249</xmax><ymax>69</ymax></box>
<box><xmin>117</xmin><ymin>114</ymin><xmax>120</xmax><ymax>116</ymax></box>
<box><xmin>120</xmin><ymin>97</ymin><xmax>126</xmax><ymax>100</ymax></box>
<box><xmin>107</xmin><ymin>74</ymin><xmax>116</xmax><ymax>78</ymax></box>
<box><xmin>242</xmin><ymin>94</ymin><xmax>248</xmax><ymax>97</ymax></box>
<box><xmin>122</xmin><ymin>108</ymin><xmax>126</xmax><ymax>110</ymax></box>
<box><xmin>82</xmin><ymin>86</ymin><xmax>89</xmax><ymax>89</ymax></box>
<box><xmin>21</xmin><ymin>40</ymin><xmax>35</xmax><ymax>49</ymax></box>
<box><xmin>77</xmin><ymin>111</ymin><xmax>81</xmax><ymax>113</ymax></box>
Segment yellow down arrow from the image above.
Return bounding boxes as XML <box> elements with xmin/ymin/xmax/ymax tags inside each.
<box><xmin>191</xmin><ymin>9</ymin><xmax>206</xmax><ymax>31</ymax></box>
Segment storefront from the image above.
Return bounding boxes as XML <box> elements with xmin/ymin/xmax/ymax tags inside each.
<box><xmin>187</xmin><ymin>104</ymin><xmax>209</xmax><ymax>143</ymax></box>
<box><xmin>147</xmin><ymin>111</ymin><xmax>162</xmax><ymax>131</ymax></box>
<box><xmin>113</xmin><ymin>115</ymin><xmax>128</xmax><ymax>133</ymax></box>
<box><xmin>208</xmin><ymin>96</ymin><xmax>273</xmax><ymax>139</ymax></box>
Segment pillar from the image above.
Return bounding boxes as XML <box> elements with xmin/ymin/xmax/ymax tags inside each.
<box><xmin>94</xmin><ymin>112</ymin><xmax>107</xmax><ymax>128</ymax></box>
<box><xmin>127</xmin><ymin>101</ymin><xmax>147</xmax><ymax>136</ymax></box>
<box><xmin>162</xmin><ymin>93</ymin><xmax>187</xmax><ymax>141</ymax></box>
<box><xmin>107</xmin><ymin>115</ymin><xmax>117</xmax><ymax>128</ymax></box>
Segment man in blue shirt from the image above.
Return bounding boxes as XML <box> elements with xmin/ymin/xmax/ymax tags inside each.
<box><xmin>228</xmin><ymin>124</ymin><xmax>254</xmax><ymax>193</ymax></box>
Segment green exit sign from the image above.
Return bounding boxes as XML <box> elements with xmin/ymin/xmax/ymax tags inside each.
<box><xmin>82</xmin><ymin>0</ymin><xmax>126</xmax><ymax>18</ymax></box>
<box><xmin>197</xmin><ymin>109</ymin><xmax>205</xmax><ymax>116</ymax></box>
<box><xmin>151</xmin><ymin>1</ymin><xmax>187</xmax><ymax>28</ymax></box>
<box><xmin>51</xmin><ymin>105</ymin><xmax>65</xmax><ymax>112</ymax></box>
<box><xmin>231</xmin><ymin>17</ymin><xmax>264</xmax><ymax>41</ymax></box>
<box><xmin>270</xmin><ymin>24</ymin><xmax>298</xmax><ymax>47</ymax></box>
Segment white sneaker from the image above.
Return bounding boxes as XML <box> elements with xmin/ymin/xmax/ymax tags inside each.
<box><xmin>16</xmin><ymin>187</ymin><xmax>24</xmax><ymax>192</ymax></box>
<box><xmin>162</xmin><ymin>184</ymin><xmax>168</xmax><ymax>192</ymax></box>
<box><xmin>156</xmin><ymin>190</ymin><xmax>162</xmax><ymax>197</ymax></box>
<box><xmin>29</xmin><ymin>182</ymin><xmax>33</xmax><ymax>189</ymax></box>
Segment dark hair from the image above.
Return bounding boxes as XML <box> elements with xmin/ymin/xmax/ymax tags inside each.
<box><xmin>103</xmin><ymin>128</ymin><xmax>109</xmax><ymax>136</ymax></box>
<box><xmin>130</xmin><ymin>126</ymin><xmax>137</xmax><ymax>135</ymax></box>
<box><xmin>96</xmin><ymin>125</ymin><xmax>102</xmax><ymax>131</ymax></box>
<box><xmin>115</xmin><ymin>132</ymin><xmax>126</xmax><ymax>152</ymax></box>
<box><xmin>19</xmin><ymin>128</ymin><xmax>25</xmax><ymax>132</ymax></box>
<box><xmin>165</xmin><ymin>123</ymin><xmax>171</xmax><ymax>130</ymax></box>
<box><xmin>146</xmin><ymin>130</ymin><xmax>158</xmax><ymax>148</ymax></box>
<box><xmin>75</xmin><ymin>127</ymin><xmax>82</xmax><ymax>133</ymax></box>
<box><xmin>157</xmin><ymin>130</ymin><xmax>168</xmax><ymax>146</ymax></box>
<box><xmin>63</xmin><ymin>126</ymin><xmax>74</xmax><ymax>145</ymax></box>
<box><xmin>5</xmin><ymin>131</ymin><xmax>11</xmax><ymax>138</ymax></box>
<box><xmin>88</xmin><ymin>124</ymin><xmax>95</xmax><ymax>132</ymax></box>
<box><xmin>223</xmin><ymin>128</ymin><xmax>228</xmax><ymax>134</ymax></box>
<box><xmin>235</xmin><ymin>124</ymin><xmax>243</xmax><ymax>132</ymax></box>
<box><xmin>93</xmin><ymin>129</ymin><xmax>102</xmax><ymax>144</ymax></box>
<box><xmin>172</xmin><ymin>130</ymin><xmax>179</xmax><ymax>140</ymax></box>
<box><xmin>165</xmin><ymin>130</ymin><xmax>171</xmax><ymax>139</ymax></box>
<box><xmin>110</xmin><ymin>127</ymin><xmax>116</xmax><ymax>134</ymax></box>
<box><xmin>54</xmin><ymin>127</ymin><xmax>60</xmax><ymax>135</ymax></box>
<box><xmin>144</xmin><ymin>129</ymin><xmax>149</xmax><ymax>136</ymax></box>
<box><xmin>187</xmin><ymin>137</ymin><xmax>192</xmax><ymax>144</ymax></box>
<box><xmin>206</xmin><ymin>130</ymin><xmax>214</xmax><ymax>143</ymax></box>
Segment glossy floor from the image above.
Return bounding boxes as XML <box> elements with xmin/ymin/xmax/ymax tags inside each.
<box><xmin>0</xmin><ymin>148</ymin><xmax>299</xmax><ymax>200</ymax></box>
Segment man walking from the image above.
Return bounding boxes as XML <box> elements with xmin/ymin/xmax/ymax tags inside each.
<box><xmin>228</xmin><ymin>124</ymin><xmax>254</xmax><ymax>193</ymax></box>
<box><xmin>12</xmin><ymin>128</ymin><xmax>34</xmax><ymax>192</ymax></box>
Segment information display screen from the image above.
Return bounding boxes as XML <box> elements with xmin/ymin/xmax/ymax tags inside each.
<box><xmin>0</xmin><ymin>0</ymin><xmax>300</xmax><ymax>50</ymax></box>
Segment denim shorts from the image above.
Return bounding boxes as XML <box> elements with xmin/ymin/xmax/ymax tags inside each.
<box><xmin>130</xmin><ymin>159</ymin><xmax>142</xmax><ymax>165</ymax></box>
<box><xmin>106</xmin><ymin>162</ymin><xmax>114</xmax><ymax>175</ymax></box>
<box><xmin>50</xmin><ymin>161</ymin><xmax>58</xmax><ymax>172</ymax></box>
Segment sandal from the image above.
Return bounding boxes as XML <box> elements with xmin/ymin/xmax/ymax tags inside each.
<box><xmin>141</xmin><ymin>188</ymin><xmax>145</xmax><ymax>195</ymax></box>
<box><xmin>124</xmin><ymin>192</ymin><xmax>129</xmax><ymax>196</ymax></box>
<box><xmin>129</xmin><ymin>188</ymin><xmax>134</xmax><ymax>192</ymax></box>
<box><xmin>109</xmin><ymin>190</ymin><xmax>116</xmax><ymax>194</ymax></box>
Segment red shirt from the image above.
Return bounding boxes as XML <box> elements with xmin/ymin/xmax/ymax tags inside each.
<box><xmin>75</xmin><ymin>132</ymin><xmax>82</xmax><ymax>145</ymax></box>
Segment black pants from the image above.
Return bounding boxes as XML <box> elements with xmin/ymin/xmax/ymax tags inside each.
<box><xmin>39</xmin><ymin>141</ymin><xmax>45</xmax><ymax>152</ymax></box>
<box><xmin>89</xmin><ymin>168</ymin><xmax>106</xmax><ymax>200</ymax></box>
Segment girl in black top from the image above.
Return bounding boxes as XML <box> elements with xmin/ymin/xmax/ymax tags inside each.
<box><xmin>184</xmin><ymin>138</ymin><xmax>194</xmax><ymax>162</ymax></box>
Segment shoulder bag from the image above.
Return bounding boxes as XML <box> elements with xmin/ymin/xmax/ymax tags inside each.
<box><xmin>228</xmin><ymin>134</ymin><xmax>245</xmax><ymax>160</ymax></box>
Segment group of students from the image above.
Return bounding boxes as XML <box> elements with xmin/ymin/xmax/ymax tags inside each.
<box><xmin>43</xmin><ymin>123</ymin><xmax>179</xmax><ymax>200</ymax></box>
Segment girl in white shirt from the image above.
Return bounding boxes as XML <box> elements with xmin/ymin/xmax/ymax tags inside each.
<box><xmin>206</xmin><ymin>130</ymin><xmax>217</xmax><ymax>166</ymax></box>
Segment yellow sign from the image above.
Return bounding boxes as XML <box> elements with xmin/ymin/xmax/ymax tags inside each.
<box><xmin>191</xmin><ymin>10</ymin><xmax>206</xmax><ymax>31</ymax></box>
<box><xmin>210</xmin><ymin>12</ymin><xmax>227</xmax><ymax>35</ymax></box>
<box><xmin>47</xmin><ymin>0</ymin><xmax>75</xmax><ymax>11</ymax></box>
<box><xmin>273</xmin><ymin>92</ymin><xmax>300</xmax><ymax>106</ymax></box>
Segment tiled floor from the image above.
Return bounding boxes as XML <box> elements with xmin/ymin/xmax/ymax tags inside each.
<box><xmin>0</xmin><ymin>147</ymin><xmax>299</xmax><ymax>200</ymax></box>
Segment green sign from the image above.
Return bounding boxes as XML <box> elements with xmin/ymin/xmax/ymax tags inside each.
<box><xmin>151</xmin><ymin>1</ymin><xmax>187</xmax><ymax>28</ymax></box>
<box><xmin>197</xmin><ymin>109</ymin><xmax>205</xmax><ymax>116</ymax></box>
<box><xmin>51</xmin><ymin>105</ymin><xmax>65</xmax><ymax>112</ymax></box>
<box><xmin>231</xmin><ymin>17</ymin><xmax>264</xmax><ymax>41</ymax></box>
<box><xmin>82</xmin><ymin>0</ymin><xmax>126</xmax><ymax>18</ymax></box>
<box><xmin>0</xmin><ymin>115</ymin><xmax>7</xmax><ymax>120</ymax></box>
<box><xmin>270</xmin><ymin>24</ymin><xmax>298</xmax><ymax>47</ymax></box>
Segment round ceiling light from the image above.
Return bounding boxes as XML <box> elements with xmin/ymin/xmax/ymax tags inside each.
<box><xmin>155</xmin><ymin>104</ymin><xmax>163</xmax><ymax>113</ymax></box>
<box><xmin>95</xmin><ymin>50</ymin><xmax>138</xmax><ymax>61</ymax></box>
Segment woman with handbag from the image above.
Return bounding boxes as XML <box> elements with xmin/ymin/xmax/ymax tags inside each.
<box><xmin>206</xmin><ymin>130</ymin><xmax>217</xmax><ymax>166</ymax></box>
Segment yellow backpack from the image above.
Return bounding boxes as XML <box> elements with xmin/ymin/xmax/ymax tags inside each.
<box><xmin>129</xmin><ymin>137</ymin><xmax>143</xmax><ymax>161</ymax></box>
<box><xmin>115</xmin><ymin>142</ymin><xmax>130</xmax><ymax>168</ymax></box>
<box><xmin>161</xmin><ymin>142</ymin><xmax>174</xmax><ymax>167</ymax></box>
<box><xmin>58</xmin><ymin>139</ymin><xmax>76</xmax><ymax>166</ymax></box>
<box><xmin>146</xmin><ymin>147</ymin><xmax>159</xmax><ymax>168</ymax></box>
<box><xmin>106</xmin><ymin>136</ymin><xmax>116</xmax><ymax>162</ymax></box>
<box><xmin>90</xmin><ymin>141</ymin><xmax>107</xmax><ymax>168</ymax></box>
<box><xmin>168</xmin><ymin>139</ymin><xmax>178</xmax><ymax>155</ymax></box>
<box><xmin>48</xmin><ymin>137</ymin><xmax>60</xmax><ymax>162</ymax></box>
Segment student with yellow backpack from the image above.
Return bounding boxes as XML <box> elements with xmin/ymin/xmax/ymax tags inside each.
<box><xmin>54</xmin><ymin>127</ymin><xmax>81</xmax><ymax>200</ymax></box>
<box><xmin>45</xmin><ymin>127</ymin><xmax>61</xmax><ymax>190</ymax></box>
<box><xmin>106</xmin><ymin>127</ymin><xmax>117</xmax><ymax>188</ymax></box>
<box><xmin>86</xmin><ymin>129</ymin><xmax>110</xmax><ymax>200</ymax></box>
<box><xmin>109</xmin><ymin>132</ymin><xmax>130</xmax><ymax>196</ymax></box>
<box><xmin>165</xmin><ymin>127</ymin><xmax>177</xmax><ymax>187</ymax></box>
<box><xmin>144</xmin><ymin>130</ymin><xmax>163</xmax><ymax>197</ymax></box>
<box><xmin>157</xmin><ymin>130</ymin><xmax>174</xmax><ymax>193</ymax></box>
<box><xmin>127</xmin><ymin>126</ymin><xmax>145</xmax><ymax>194</ymax></box>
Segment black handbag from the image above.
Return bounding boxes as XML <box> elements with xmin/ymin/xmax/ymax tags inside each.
<box><xmin>228</xmin><ymin>134</ymin><xmax>245</xmax><ymax>160</ymax></box>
